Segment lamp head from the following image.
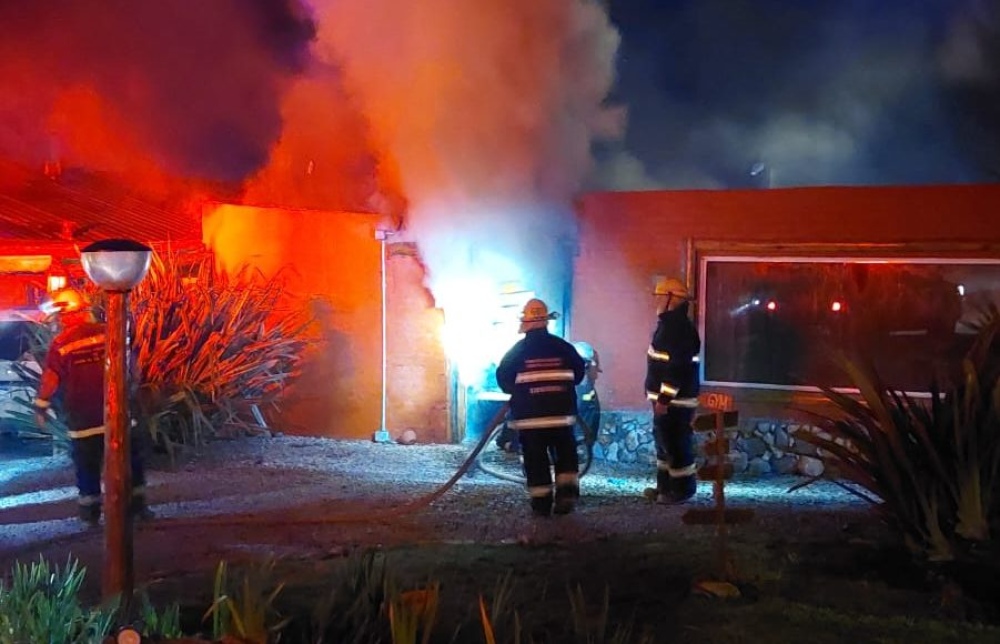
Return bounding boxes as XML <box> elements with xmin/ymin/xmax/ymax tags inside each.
<box><xmin>81</xmin><ymin>239</ymin><xmax>152</xmax><ymax>291</ymax></box>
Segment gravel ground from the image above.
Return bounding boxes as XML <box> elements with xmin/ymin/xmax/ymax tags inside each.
<box><xmin>0</xmin><ymin>434</ymin><xmax>873</xmax><ymax>582</ymax></box>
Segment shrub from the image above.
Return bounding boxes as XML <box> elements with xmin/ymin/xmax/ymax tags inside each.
<box><xmin>0</xmin><ymin>556</ymin><xmax>116</xmax><ymax>644</ymax></box>
<box><xmin>10</xmin><ymin>248</ymin><xmax>311</xmax><ymax>455</ymax></box>
<box><xmin>796</xmin><ymin>306</ymin><xmax>1000</xmax><ymax>562</ymax></box>
<box><xmin>130</xmin><ymin>249</ymin><xmax>311</xmax><ymax>454</ymax></box>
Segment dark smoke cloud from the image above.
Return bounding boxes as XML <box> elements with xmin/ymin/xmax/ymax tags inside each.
<box><xmin>594</xmin><ymin>0</ymin><xmax>999</xmax><ymax>190</ymax></box>
<box><xmin>0</xmin><ymin>0</ymin><xmax>315</xmax><ymax>183</ymax></box>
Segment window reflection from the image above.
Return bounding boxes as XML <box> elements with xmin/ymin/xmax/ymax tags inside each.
<box><xmin>702</xmin><ymin>259</ymin><xmax>1000</xmax><ymax>392</ymax></box>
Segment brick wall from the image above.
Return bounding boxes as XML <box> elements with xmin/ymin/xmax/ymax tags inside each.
<box><xmin>203</xmin><ymin>206</ymin><xmax>450</xmax><ymax>443</ymax></box>
<box><xmin>385</xmin><ymin>243</ymin><xmax>450</xmax><ymax>443</ymax></box>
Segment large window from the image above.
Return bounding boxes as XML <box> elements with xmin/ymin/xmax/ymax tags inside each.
<box><xmin>697</xmin><ymin>247</ymin><xmax>1000</xmax><ymax>393</ymax></box>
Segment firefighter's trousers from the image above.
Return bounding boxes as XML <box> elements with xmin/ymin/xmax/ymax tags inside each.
<box><xmin>519</xmin><ymin>426</ymin><xmax>579</xmax><ymax>510</ymax></box>
<box><xmin>71</xmin><ymin>432</ymin><xmax>148</xmax><ymax>512</ymax></box>
<box><xmin>652</xmin><ymin>404</ymin><xmax>696</xmax><ymax>495</ymax></box>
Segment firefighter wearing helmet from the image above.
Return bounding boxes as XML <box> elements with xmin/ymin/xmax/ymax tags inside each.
<box><xmin>572</xmin><ymin>341</ymin><xmax>602</xmax><ymax>442</ymax></box>
<box><xmin>33</xmin><ymin>287</ymin><xmax>152</xmax><ymax>525</ymax></box>
<box><xmin>645</xmin><ymin>277</ymin><xmax>701</xmax><ymax>504</ymax></box>
<box><xmin>496</xmin><ymin>298</ymin><xmax>586</xmax><ymax>516</ymax></box>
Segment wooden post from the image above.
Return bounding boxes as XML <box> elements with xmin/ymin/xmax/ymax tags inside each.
<box><xmin>684</xmin><ymin>403</ymin><xmax>753</xmax><ymax>582</ymax></box>
<box><xmin>712</xmin><ymin>411</ymin><xmax>731</xmax><ymax>580</ymax></box>
<box><xmin>103</xmin><ymin>289</ymin><xmax>133</xmax><ymax>605</ymax></box>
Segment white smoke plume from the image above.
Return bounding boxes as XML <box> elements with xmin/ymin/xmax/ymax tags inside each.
<box><xmin>310</xmin><ymin>0</ymin><xmax>623</xmax><ymax>378</ymax></box>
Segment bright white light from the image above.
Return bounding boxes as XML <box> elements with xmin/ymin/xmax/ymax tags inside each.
<box><xmin>766</xmin><ymin>300</ymin><xmax>777</xmax><ymax>311</ymax></box>
<box><xmin>831</xmin><ymin>300</ymin><xmax>842</xmax><ymax>312</ymax></box>
<box><xmin>957</xmin><ymin>284</ymin><xmax>965</xmax><ymax>297</ymax></box>
<box><xmin>432</xmin><ymin>252</ymin><xmax>532</xmax><ymax>386</ymax></box>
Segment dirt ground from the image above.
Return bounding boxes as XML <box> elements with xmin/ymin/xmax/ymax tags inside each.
<box><xmin>2</xmin><ymin>435</ymin><xmax>999</xmax><ymax>642</ymax></box>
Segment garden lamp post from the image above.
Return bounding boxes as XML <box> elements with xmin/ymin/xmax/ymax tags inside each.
<box><xmin>80</xmin><ymin>239</ymin><xmax>152</xmax><ymax>604</ymax></box>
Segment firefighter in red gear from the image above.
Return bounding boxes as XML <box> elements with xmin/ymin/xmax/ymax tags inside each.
<box><xmin>645</xmin><ymin>277</ymin><xmax>701</xmax><ymax>504</ymax></box>
<box><xmin>33</xmin><ymin>288</ymin><xmax>151</xmax><ymax>525</ymax></box>
<box><xmin>497</xmin><ymin>298</ymin><xmax>586</xmax><ymax>516</ymax></box>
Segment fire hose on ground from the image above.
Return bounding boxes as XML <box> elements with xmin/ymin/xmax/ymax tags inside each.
<box><xmin>143</xmin><ymin>403</ymin><xmax>594</xmax><ymax>529</ymax></box>
<box><xmin>140</xmin><ymin>404</ymin><xmax>514</xmax><ymax>529</ymax></box>
<box><xmin>474</xmin><ymin>412</ymin><xmax>596</xmax><ymax>485</ymax></box>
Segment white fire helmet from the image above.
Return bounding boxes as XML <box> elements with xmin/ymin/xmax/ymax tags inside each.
<box><xmin>520</xmin><ymin>298</ymin><xmax>559</xmax><ymax>323</ymax></box>
<box><xmin>40</xmin><ymin>288</ymin><xmax>90</xmax><ymax>316</ymax></box>
<box><xmin>653</xmin><ymin>277</ymin><xmax>691</xmax><ymax>299</ymax></box>
<box><xmin>573</xmin><ymin>341</ymin><xmax>602</xmax><ymax>372</ymax></box>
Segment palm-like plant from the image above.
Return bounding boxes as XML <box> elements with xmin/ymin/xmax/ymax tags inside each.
<box><xmin>129</xmin><ymin>249</ymin><xmax>312</xmax><ymax>453</ymax></box>
<box><xmin>9</xmin><ymin>248</ymin><xmax>312</xmax><ymax>454</ymax></box>
<box><xmin>796</xmin><ymin>306</ymin><xmax>1000</xmax><ymax>562</ymax></box>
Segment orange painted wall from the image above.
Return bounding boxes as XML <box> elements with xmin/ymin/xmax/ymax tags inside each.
<box><xmin>572</xmin><ymin>184</ymin><xmax>1000</xmax><ymax>411</ymax></box>
<box><xmin>202</xmin><ymin>205</ymin><xmax>449</xmax><ymax>441</ymax></box>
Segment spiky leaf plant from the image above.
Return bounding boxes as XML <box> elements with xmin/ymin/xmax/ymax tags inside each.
<box><xmin>130</xmin><ymin>249</ymin><xmax>312</xmax><ymax>452</ymax></box>
<box><xmin>310</xmin><ymin>549</ymin><xmax>392</xmax><ymax>644</ymax></box>
<box><xmin>0</xmin><ymin>556</ymin><xmax>117</xmax><ymax>644</ymax></box>
<box><xmin>8</xmin><ymin>321</ymin><xmax>69</xmax><ymax>448</ymax></box>
<box><xmin>388</xmin><ymin>583</ymin><xmax>440</xmax><ymax>644</ymax></box>
<box><xmin>10</xmin><ymin>248</ymin><xmax>311</xmax><ymax>454</ymax></box>
<box><xmin>795</xmin><ymin>306</ymin><xmax>1000</xmax><ymax>562</ymax></box>
<box><xmin>203</xmin><ymin>559</ymin><xmax>289</xmax><ymax>644</ymax></box>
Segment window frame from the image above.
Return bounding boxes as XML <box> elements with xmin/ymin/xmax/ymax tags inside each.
<box><xmin>687</xmin><ymin>240</ymin><xmax>1000</xmax><ymax>411</ymax></box>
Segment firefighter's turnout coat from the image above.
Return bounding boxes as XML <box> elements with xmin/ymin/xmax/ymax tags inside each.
<box><xmin>39</xmin><ymin>321</ymin><xmax>107</xmax><ymax>438</ymax></box>
<box><xmin>645</xmin><ymin>301</ymin><xmax>701</xmax><ymax>408</ymax></box>
<box><xmin>497</xmin><ymin>329</ymin><xmax>586</xmax><ymax>429</ymax></box>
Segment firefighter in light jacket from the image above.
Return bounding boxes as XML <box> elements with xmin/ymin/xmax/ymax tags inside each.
<box><xmin>645</xmin><ymin>277</ymin><xmax>701</xmax><ymax>504</ymax></box>
<box><xmin>497</xmin><ymin>299</ymin><xmax>585</xmax><ymax>517</ymax></box>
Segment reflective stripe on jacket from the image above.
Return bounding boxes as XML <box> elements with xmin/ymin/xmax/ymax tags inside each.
<box><xmin>496</xmin><ymin>329</ymin><xmax>586</xmax><ymax>430</ymax></box>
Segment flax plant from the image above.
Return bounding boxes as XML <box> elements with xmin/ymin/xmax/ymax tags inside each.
<box><xmin>10</xmin><ymin>249</ymin><xmax>312</xmax><ymax>454</ymax></box>
<box><xmin>795</xmin><ymin>306</ymin><xmax>1000</xmax><ymax>562</ymax></box>
<box><xmin>477</xmin><ymin>572</ymin><xmax>523</xmax><ymax>644</ymax></box>
<box><xmin>131</xmin><ymin>249</ymin><xmax>311</xmax><ymax>452</ymax></box>
<box><xmin>311</xmin><ymin>550</ymin><xmax>392</xmax><ymax>644</ymax></box>
<box><xmin>388</xmin><ymin>583</ymin><xmax>440</xmax><ymax>644</ymax></box>
<box><xmin>0</xmin><ymin>556</ymin><xmax>116</xmax><ymax>644</ymax></box>
<box><xmin>203</xmin><ymin>559</ymin><xmax>289</xmax><ymax>643</ymax></box>
<box><xmin>567</xmin><ymin>584</ymin><xmax>655</xmax><ymax>644</ymax></box>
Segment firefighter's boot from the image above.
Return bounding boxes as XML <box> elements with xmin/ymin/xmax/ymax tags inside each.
<box><xmin>78</xmin><ymin>502</ymin><xmax>101</xmax><ymax>526</ymax></box>
<box><xmin>130</xmin><ymin>495</ymin><xmax>155</xmax><ymax>521</ymax></box>
<box><xmin>553</xmin><ymin>483</ymin><xmax>579</xmax><ymax>515</ymax></box>
<box><xmin>657</xmin><ymin>475</ymin><xmax>697</xmax><ymax>505</ymax></box>
<box><xmin>530</xmin><ymin>494</ymin><xmax>553</xmax><ymax>518</ymax></box>
<box><xmin>652</xmin><ymin>470</ymin><xmax>673</xmax><ymax>503</ymax></box>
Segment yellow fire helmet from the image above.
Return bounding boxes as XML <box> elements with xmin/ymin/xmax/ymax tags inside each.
<box><xmin>653</xmin><ymin>277</ymin><xmax>691</xmax><ymax>299</ymax></box>
<box><xmin>40</xmin><ymin>288</ymin><xmax>90</xmax><ymax>316</ymax></box>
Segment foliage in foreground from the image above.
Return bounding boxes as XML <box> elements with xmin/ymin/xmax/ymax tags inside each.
<box><xmin>0</xmin><ymin>556</ymin><xmax>185</xmax><ymax>644</ymax></box>
<box><xmin>10</xmin><ymin>249</ymin><xmax>312</xmax><ymax>456</ymax></box>
<box><xmin>796</xmin><ymin>306</ymin><xmax>1000</xmax><ymax>563</ymax></box>
<box><xmin>0</xmin><ymin>553</ymin><xmax>658</xmax><ymax>643</ymax></box>
<box><xmin>0</xmin><ymin>556</ymin><xmax>113</xmax><ymax>644</ymax></box>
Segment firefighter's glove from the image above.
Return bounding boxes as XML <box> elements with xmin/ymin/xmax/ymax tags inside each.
<box><xmin>33</xmin><ymin>399</ymin><xmax>50</xmax><ymax>429</ymax></box>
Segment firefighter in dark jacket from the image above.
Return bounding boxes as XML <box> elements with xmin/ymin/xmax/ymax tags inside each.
<box><xmin>497</xmin><ymin>298</ymin><xmax>586</xmax><ymax>516</ymax></box>
<box><xmin>645</xmin><ymin>277</ymin><xmax>701</xmax><ymax>504</ymax></box>
<box><xmin>33</xmin><ymin>288</ymin><xmax>152</xmax><ymax>525</ymax></box>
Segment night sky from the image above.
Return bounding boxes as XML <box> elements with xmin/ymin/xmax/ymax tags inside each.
<box><xmin>597</xmin><ymin>0</ymin><xmax>1000</xmax><ymax>189</ymax></box>
<box><xmin>2</xmin><ymin>0</ymin><xmax>999</xmax><ymax>194</ymax></box>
